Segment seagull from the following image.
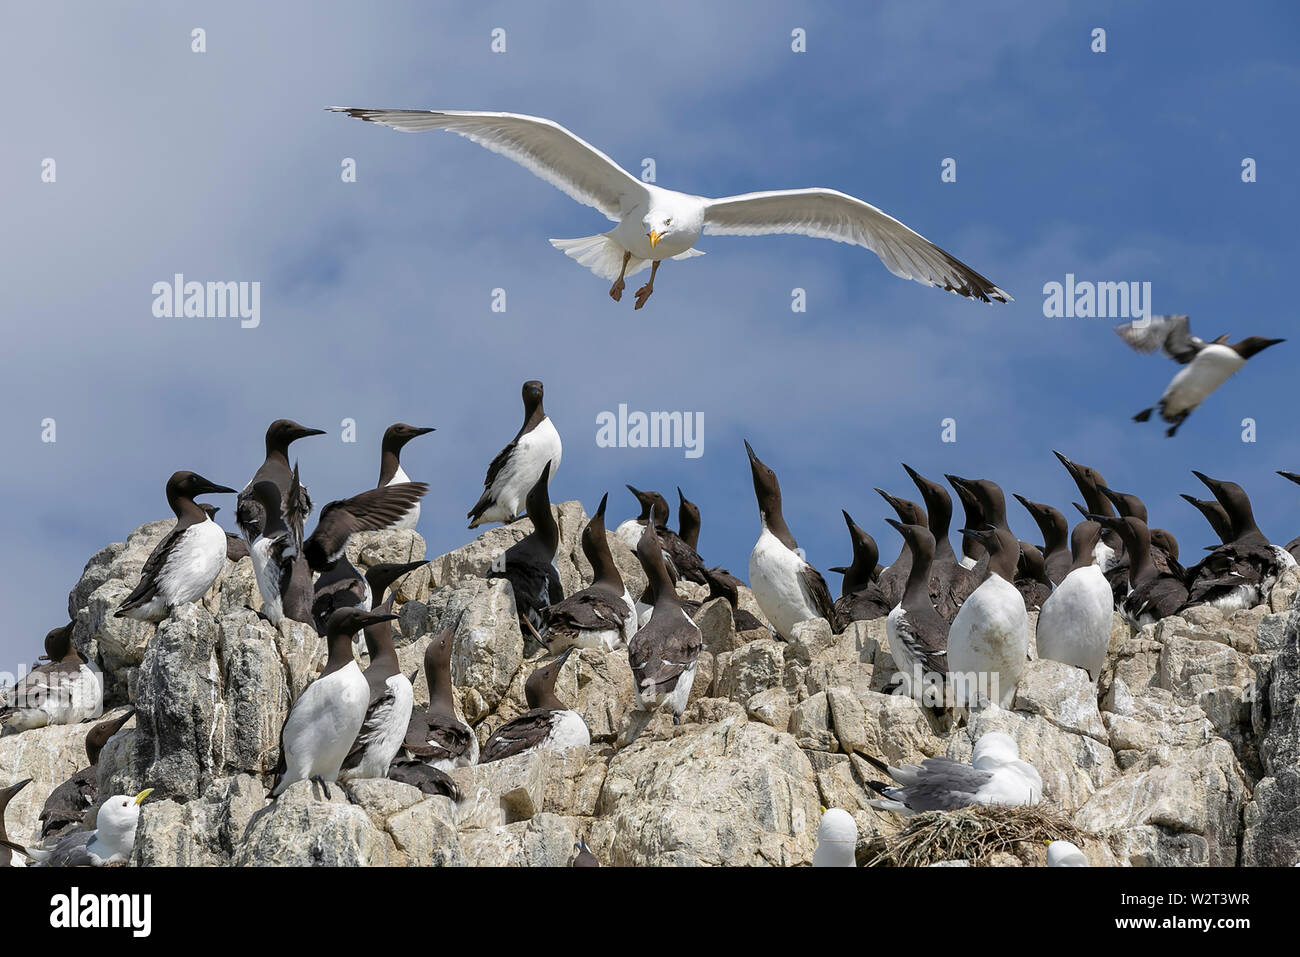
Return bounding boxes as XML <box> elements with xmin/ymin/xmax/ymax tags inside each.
<box><xmin>1115</xmin><ymin>315</ymin><xmax>1283</xmax><ymax>437</ymax></box>
<box><xmin>859</xmin><ymin>732</ymin><xmax>1042</xmax><ymax>815</ymax></box>
<box><xmin>328</xmin><ymin>108</ymin><xmax>1012</xmax><ymax>309</ymax></box>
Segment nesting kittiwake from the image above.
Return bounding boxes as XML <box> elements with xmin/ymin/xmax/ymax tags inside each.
<box><xmin>860</xmin><ymin>732</ymin><xmax>1042</xmax><ymax>815</ymax></box>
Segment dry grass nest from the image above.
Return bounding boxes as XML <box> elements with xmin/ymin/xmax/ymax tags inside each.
<box><xmin>862</xmin><ymin>804</ymin><xmax>1090</xmax><ymax>867</ymax></box>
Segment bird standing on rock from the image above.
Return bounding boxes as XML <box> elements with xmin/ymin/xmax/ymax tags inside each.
<box><xmin>0</xmin><ymin>624</ymin><xmax>102</xmax><ymax>733</ymax></box>
<box><xmin>479</xmin><ymin>648</ymin><xmax>589</xmax><ymax>763</ymax></box>
<box><xmin>236</xmin><ymin>419</ymin><xmax>325</xmax><ymax>542</ymax></box>
<box><xmin>376</xmin><ymin>423</ymin><xmax>436</xmax><ymax>529</ymax></box>
<box><xmin>946</xmin><ymin>526</ymin><xmax>1028</xmax><ymax>709</ymax></box>
<box><xmin>628</xmin><ymin>518</ymin><xmax>702</xmax><ymax>723</ymax></box>
<box><xmin>1035</xmin><ymin>521</ymin><xmax>1112</xmax><ymax>681</ymax></box>
<box><xmin>467</xmin><ymin>380</ymin><xmax>561</xmax><ymax>528</ymax></box>
<box><xmin>329</xmin><ymin>107</ymin><xmax>1012</xmax><ymax>308</ymax></box>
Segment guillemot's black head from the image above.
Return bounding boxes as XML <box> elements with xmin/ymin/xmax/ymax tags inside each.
<box><xmin>325</xmin><ymin>607</ymin><xmax>397</xmax><ymax>642</ymax></box>
<box><xmin>526</xmin><ymin>461</ymin><xmax>554</xmax><ymax>522</ymax></box>
<box><xmin>1180</xmin><ymin>493</ymin><xmax>1233</xmax><ymax>544</ymax></box>
<box><xmin>264</xmin><ymin>419</ymin><xmax>326</xmax><ymax>456</ymax></box>
<box><xmin>1192</xmin><ymin>471</ymin><xmax>1257</xmax><ymax>537</ymax></box>
<box><xmin>40</xmin><ymin>623</ymin><xmax>75</xmax><ymax>663</ymax></box>
<box><xmin>635</xmin><ymin>511</ymin><xmax>674</xmax><ymax>596</ymax></box>
<box><xmin>167</xmin><ymin>470</ymin><xmax>237</xmax><ymax>504</ymax></box>
<box><xmin>875</xmin><ymin>488</ymin><xmax>927</xmax><ymax>527</ymax></box>
<box><xmin>947</xmin><ymin>476</ymin><xmax>1006</xmax><ymax>526</ymax></box>
<box><xmin>1278</xmin><ymin>470</ymin><xmax>1300</xmax><ymax>488</ymax></box>
<box><xmin>382</xmin><ymin>423</ymin><xmax>435</xmax><ymax>454</ymax></box>
<box><xmin>885</xmin><ymin>518</ymin><xmax>935</xmax><ymax>569</ymax></box>
<box><xmin>364</xmin><ymin>560</ymin><xmax>429</xmax><ymax>605</ymax></box>
<box><xmin>85</xmin><ymin>708</ymin><xmax>136</xmax><ymax>765</ymax></box>
<box><xmin>1085</xmin><ymin>512</ymin><xmax>1146</xmax><ymax>553</ymax></box>
<box><xmin>249</xmin><ymin>480</ymin><xmax>288</xmax><ymax>535</ymax></box>
<box><xmin>1013</xmin><ymin>495</ymin><xmax>1067</xmax><ymax>545</ymax></box>
<box><xmin>745</xmin><ymin>439</ymin><xmax>783</xmax><ymax>521</ymax></box>
<box><xmin>522</xmin><ymin>380</ymin><xmax>545</xmax><ymax>415</ymax></box>
<box><xmin>200</xmin><ymin>504</ymin><xmax>220</xmax><ymax>519</ymax></box>
<box><xmin>524</xmin><ymin>646</ymin><xmax>574</xmax><ymax>710</ymax></box>
<box><xmin>0</xmin><ymin>777</ymin><xmax>32</xmax><ymax>810</ymax></box>
<box><xmin>1097</xmin><ymin>485</ymin><xmax>1147</xmax><ymax>523</ymax></box>
<box><xmin>1149</xmin><ymin>528</ymin><xmax>1180</xmax><ymax>561</ymax></box>
<box><xmin>1069</xmin><ymin>520</ymin><xmax>1103</xmax><ymax>569</ymax></box>
<box><xmin>1016</xmin><ymin>541</ymin><xmax>1049</xmax><ymax>584</ymax></box>
<box><xmin>1052</xmin><ymin>452</ymin><xmax>1112</xmax><ymax>515</ymax></box>
<box><xmin>958</xmin><ymin>524</ymin><xmax>1019</xmax><ymax>579</ymax></box>
<box><xmin>677</xmin><ymin>487</ymin><xmax>701</xmax><ymax>543</ymax></box>
<box><xmin>902</xmin><ymin>464</ymin><xmax>952</xmax><ymax>532</ymax></box>
<box><xmin>1232</xmin><ymin>336</ymin><xmax>1285</xmax><ymax>360</ymax></box>
<box><xmin>625</xmin><ymin>485</ymin><xmax>670</xmax><ymax>525</ymax></box>
<box><xmin>841</xmin><ymin>510</ymin><xmax>879</xmax><ymax>571</ymax></box>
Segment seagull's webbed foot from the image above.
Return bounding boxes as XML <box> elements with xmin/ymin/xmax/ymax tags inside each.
<box><xmin>609</xmin><ymin>250</ymin><xmax>631</xmax><ymax>302</ymax></box>
<box><xmin>634</xmin><ymin>260</ymin><xmax>661</xmax><ymax>311</ymax></box>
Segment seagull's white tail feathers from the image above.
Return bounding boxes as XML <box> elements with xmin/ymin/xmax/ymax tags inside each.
<box><xmin>671</xmin><ymin>248</ymin><xmax>706</xmax><ymax>262</ymax></box>
<box><xmin>549</xmin><ymin>234</ymin><xmax>650</xmax><ymax>280</ymax></box>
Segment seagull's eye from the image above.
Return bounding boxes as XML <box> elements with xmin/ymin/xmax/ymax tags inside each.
<box><xmin>665</xmin><ymin>218</ymin><xmax>672</xmax><ymax>226</ymax></box>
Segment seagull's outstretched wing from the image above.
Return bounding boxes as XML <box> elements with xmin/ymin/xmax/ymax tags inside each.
<box><xmin>702</xmin><ymin>188</ymin><xmax>1011</xmax><ymax>303</ymax></box>
<box><xmin>1114</xmin><ymin>314</ymin><xmax>1203</xmax><ymax>364</ymax></box>
<box><xmin>328</xmin><ymin>108</ymin><xmax>646</xmax><ymax>223</ymax></box>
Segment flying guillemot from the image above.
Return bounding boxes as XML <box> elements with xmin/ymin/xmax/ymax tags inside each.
<box><xmin>236</xmin><ymin>419</ymin><xmax>325</xmax><ymax>542</ymax></box>
<box><xmin>271</xmin><ymin>607</ymin><xmax>397</xmax><ymax>798</ymax></box>
<box><xmin>745</xmin><ymin>441</ymin><xmax>837</xmax><ymax>640</ymax></box>
<box><xmin>467</xmin><ymin>380</ymin><xmax>562</xmax><ymax>528</ymax></box>
<box><xmin>628</xmin><ymin>517</ymin><xmax>703</xmax><ymax>723</ymax></box>
<box><xmin>902</xmin><ymin>464</ymin><xmax>978</xmax><ymax>622</ymax></box>
<box><xmin>542</xmin><ymin>493</ymin><xmax>637</xmax><ymax>653</ymax></box>
<box><xmin>305</xmin><ymin>480</ymin><xmax>430</xmax><ymax>636</ymax></box>
<box><xmin>478</xmin><ymin>648</ymin><xmax>589</xmax><ymax>763</ymax></box>
<box><xmin>1116</xmin><ymin>315</ymin><xmax>1284</xmax><ymax>437</ymax></box>
<box><xmin>37</xmin><ymin>708</ymin><xmax>136</xmax><ymax>840</ymax></box>
<box><xmin>487</xmin><ymin>462</ymin><xmax>564</xmax><ymax>637</ymax></box>
<box><xmin>946</xmin><ymin>525</ymin><xmax>1029</xmax><ymax>709</ymax></box>
<box><xmin>883</xmin><ymin>520</ymin><xmax>949</xmax><ymax>705</ymax></box>
<box><xmin>0</xmin><ymin>624</ymin><xmax>102</xmax><ymax>733</ymax></box>
<box><xmin>116</xmin><ymin>471</ymin><xmax>237</xmax><ymax>622</ymax></box>
<box><xmin>377</xmin><ymin>423</ymin><xmax>435</xmax><ymax>530</ymax></box>
<box><xmin>1035</xmin><ymin>521</ymin><xmax>1111</xmax><ymax>681</ymax></box>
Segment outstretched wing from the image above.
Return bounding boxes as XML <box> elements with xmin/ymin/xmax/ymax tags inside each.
<box><xmin>305</xmin><ymin>482</ymin><xmax>429</xmax><ymax>568</ymax></box>
<box><xmin>1114</xmin><ymin>314</ymin><xmax>1202</xmax><ymax>364</ymax></box>
<box><xmin>703</xmin><ymin>188</ymin><xmax>1010</xmax><ymax>303</ymax></box>
<box><xmin>328</xmin><ymin>108</ymin><xmax>647</xmax><ymax>223</ymax></box>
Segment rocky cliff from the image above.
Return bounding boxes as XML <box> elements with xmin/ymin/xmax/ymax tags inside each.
<box><xmin>2</xmin><ymin>502</ymin><xmax>1298</xmax><ymax>866</ymax></box>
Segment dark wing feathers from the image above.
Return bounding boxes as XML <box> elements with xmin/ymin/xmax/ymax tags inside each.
<box><xmin>403</xmin><ymin>709</ymin><xmax>474</xmax><ymax>763</ymax></box>
<box><xmin>543</xmin><ymin>590</ymin><xmax>630</xmax><ymax>636</ymax></box>
<box><xmin>467</xmin><ymin>441</ymin><xmax>518</xmax><ymax>521</ymax></box>
<box><xmin>116</xmin><ymin>523</ymin><xmax>186</xmax><ymax>613</ymax></box>
<box><xmin>306</xmin><ymin>482</ymin><xmax>429</xmax><ymax>566</ymax></box>
<box><xmin>479</xmin><ymin>709</ymin><xmax>557</xmax><ymax>764</ymax></box>
<box><xmin>798</xmin><ymin>564</ymin><xmax>838</xmax><ymax>629</ymax></box>
<box><xmin>629</xmin><ymin>619</ymin><xmax>702</xmax><ymax>697</ymax></box>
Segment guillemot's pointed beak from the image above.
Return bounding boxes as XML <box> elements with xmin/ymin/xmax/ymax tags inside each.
<box><xmin>1278</xmin><ymin>471</ymin><xmax>1300</xmax><ymax>487</ymax></box>
<box><xmin>595</xmin><ymin>493</ymin><xmax>609</xmax><ymax>519</ymax></box>
<box><xmin>133</xmin><ymin>788</ymin><xmax>154</xmax><ymax>806</ymax></box>
<box><xmin>648</xmin><ymin>230</ymin><xmax>662</xmax><ymax>248</ymax></box>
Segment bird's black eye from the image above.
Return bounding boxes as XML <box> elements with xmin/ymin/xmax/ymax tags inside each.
<box><xmin>665</xmin><ymin>218</ymin><xmax>672</xmax><ymax>225</ymax></box>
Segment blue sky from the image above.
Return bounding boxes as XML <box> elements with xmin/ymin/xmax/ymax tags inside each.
<box><xmin>2</xmin><ymin>1</ymin><xmax>1298</xmax><ymax>668</ymax></box>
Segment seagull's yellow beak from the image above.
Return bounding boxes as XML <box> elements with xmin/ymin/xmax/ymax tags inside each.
<box><xmin>648</xmin><ymin>230</ymin><xmax>662</xmax><ymax>248</ymax></box>
<box><xmin>133</xmin><ymin>788</ymin><xmax>154</xmax><ymax>806</ymax></box>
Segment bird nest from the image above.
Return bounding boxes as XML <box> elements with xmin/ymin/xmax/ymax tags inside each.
<box><xmin>862</xmin><ymin>804</ymin><xmax>1088</xmax><ymax>867</ymax></box>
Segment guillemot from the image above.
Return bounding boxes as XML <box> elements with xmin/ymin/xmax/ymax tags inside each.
<box><xmin>1097</xmin><ymin>484</ymin><xmax>1183</xmax><ymax>582</ymax></box>
<box><xmin>1116</xmin><ymin>315</ymin><xmax>1284</xmax><ymax>436</ymax></box>
<box><xmin>236</xmin><ymin>419</ymin><xmax>326</xmax><ymax>542</ymax></box>
<box><xmin>883</xmin><ymin>520</ymin><xmax>949</xmax><ymax>705</ymax></box>
<box><xmin>37</xmin><ymin>708</ymin><xmax>135</xmax><ymax>839</ymax></box>
<box><xmin>377</xmin><ymin>423</ymin><xmax>435</xmax><ymax>529</ymax></box>
<box><xmin>116</xmin><ymin>471</ymin><xmax>237</xmax><ymax>622</ymax></box>
<box><xmin>199</xmin><ymin>504</ymin><xmax>248</xmax><ymax>562</ymax></box>
<box><xmin>1013</xmin><ymin>495</ymin><xmax>1071</xmax><ymax>586</ymax></box>
<box><xmin>1035</xmin><ymin>521</ymin><xmax>1112</xmax><ymax>680</ymax></box>
<box><xmin>487</xmin><ymin>462</ymin><xmax>564</xmax><ymax>635</ymax></box>
<box><xmin>0</xmin><ymin>779</ymin><xmax>32</xmax><ymax>866</ymax></box>
<box><xmin>874</xmin><ymin>488</ymin><xmax>928</xmax><ymax>609</ymax></box>
<box><xmin>948</xmin><ymin>478</ymin><xmax>987</xmax><ymax>570</ymax></box>
<box><xmin>339</xmin><ymin>595</ymin><xmax>418</xmax><ymax>784</ymax></box>
<box><xmin>479</xmin><ymin>648</ymin><xmax>589</xmax><ymax>763</ymax></box>
<box><xmin>2</xmin><ymin>788</ymin><xmax>153</xmax><ymax>867</ymax></box>
<box><xmin>1013</xmin><ymin>542</ymin><xmax>1053</xmax><ymax>612</ymax></box>
<box><xmin>945</xmin><ymin>476</ymin><xmax>1014</xmax><ymax>584</ymax></box>
<box><xmin>677</xmin><ymin>488</ymin><xmax>701</xmax><ymax>550</ymax></box>
<box><xmin>542</xmin><ymin>493</ymin><xmax>636</xmax><ymax>652</ymax></box>
<box><xmin>1184</xmin><ymin>471</ymin><xmax>1296</xmax><ymax>610</ymax></box>
<box><xmin>829</xmin><ymin>510</ymin><xmax>892</xmax><ymax>625</ymax></box>
<box><xmin>467</xmin><ymin>380</ymin><xmax>562</xmax><ymax>527</ymax></box>
<box><xmin>614</xmin><ymin>485</ymin><xmax>670</xmax><ymax>550</ymax></box>
<box><xmin>248</xmin><ymin>480</ymin><xmax>305</xmax><ymax>627</ymax></box>
<box><xmin>1047</xmin><ymin>841</ymin><xmax>1090</xmax><ymax>867</ymax></box>
<box><xmin>0</xmin><ymin>624</ymin><xmax>102</xmax><ymax>733</ymax></box>
<box><xmin>946</xmin><ymin>525</ymin><xmax>1029</xmax><ymax>709</ymax></box>
<box><xmin>399</xmin><ymin>619</ymin><xmax>478</xmax><ymax>771</ymax></box>
<box><xmin>1276</xmin><ymin>471</ymin><xmax>1300</xmax><ymax>562</ymax></box>
<box><xmin>861</xmin><ymin>732</ymin><xmax>1041</xmax><ymax>815</ymax></box>
<box><xmin>1090</xmin><ymin>512</ymin><xmax>1189</xmax><ymax>628</ymax></box>
<box><xmin>1180</xmin><ymin>493</ymin><xmax>1234</xmax><ymax>546</ymax></box>
<box><xmin>271</xmin><ymin>607</ymin><xmax>396</xmax><ymax>798</ymax></box>
<box><xmin>902</xmin><ymin>465</ymin><xmax>978</xmax><ymax>621</ymax></box>
<box><xmin>745</xmin><ymin>441</ymin><xmax>837</xmax><ymax>639</ymax></box>
<box><xmin>305</xmin><ymin>480</ymin><xmax>430</xmax><ymax>635</ymax></box>
<box><xmin>571</xmin><ymin>840</ymin><xmax>600</xmax><ymax>867</ymax></box>
<box><xmin>629</xmin><ymin>517</ymin><xmax>703</xmax><ymax>722</ymax></box>
<box><xmin>1053</xmin><ymin>451</ymin><xmax>1121</xmax><ymax>571</ymax></box>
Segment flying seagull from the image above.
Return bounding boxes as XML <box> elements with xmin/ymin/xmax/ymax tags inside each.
<box><xmin>327</xmin><ymin>108</ymin><xmax>1012</xmax><ymax>309</ymax></box>
<box><xmin>1115</xmin><ymin>315</ymin><xmax>1284</xmax><ymax>437</ymax></box>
